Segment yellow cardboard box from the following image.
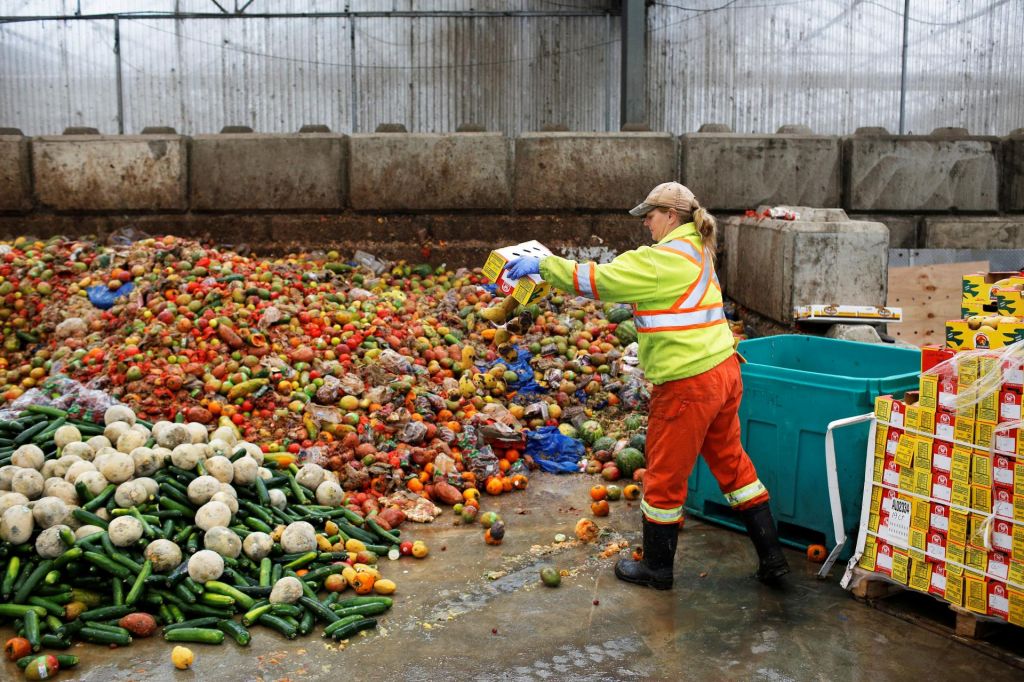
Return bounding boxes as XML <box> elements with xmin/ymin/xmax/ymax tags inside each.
<box><xmin>482</xmin><ymin>240</ymin><xmax>553</xmax><ymax>305</ymax></box>
<box><xmin>964</xmin><ymin>574</ymin><xmax>988</xmax><ymax>614</ymax></box>
<box><xmin>961</xmin><ymin>299</ymin><xmax>995</xmax><ymax>318</ymax></box>
<box><xmin>994</xmin><ymin>287</ymin><xmax>1024</xmax><ymax>316</ymax></box>
<box><xmin>946</xmin><ymin>320</ymin><xmax>1024</xmax><ymax>350</ymax></box>
<box><xmin>945</xmin><ymin>573</ymin><xmax>964</xmax><ymax>606</ymax></box>
<box><xmin>962</xmin><ymin>272</ymin><xmax>1024</xmax><ymax>303</ymax></box>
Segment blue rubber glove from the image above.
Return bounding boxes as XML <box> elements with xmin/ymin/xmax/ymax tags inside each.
<box><xmin>505</xmin><ymin>256</ymin><xmax>541</xmax><ymax>280</ymax></box>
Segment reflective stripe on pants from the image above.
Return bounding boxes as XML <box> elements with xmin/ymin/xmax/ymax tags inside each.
<box><xmin>641</xmin><ymin>354</ymin><xmax>770</xmax><ymax>525</ymax></box>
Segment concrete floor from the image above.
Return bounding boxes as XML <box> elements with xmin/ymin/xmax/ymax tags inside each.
<box><xmin>3</xmin><ymin>472</ymin><xmax>1022</xmax><ymax>682</ymax></box>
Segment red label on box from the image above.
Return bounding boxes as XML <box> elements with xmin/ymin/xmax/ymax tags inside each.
<box><xmin>932</xmin><ymin>440</ymin><xmax>954</xmax><ymax>473</ymax></box>
<box><xmin>875</xmin><ymin>539</ymin><xmax>894</xmax><ymax>576</ymax></box>
<box><xmin>1000</xmin><ymin>388</ymin><xmax>1022</xmax><ymax>423</ymax></box>
<box><xmin>992</xmin><ymin>518</ymin><xmax>1014</xmax><ymax>554</ymax></box>
<box><xmin>883</xmin><ymin>454</ymin><xmax>901</xmax><ymax>488</ymax></box>
<box><xmin>989</xmin><ymin>551</ymin><xmax>1010</xmax><ymax>581</ymax></box>
<box><xmin>989</xmin><ymin>581</ymin><xmax>1010</xmax><ymax>620</ymax></box>
<box><xmin>932</xmin><ymin>471</ymin><xmax>953</xmax><ymax>503</ymax></box>
<box><xmin>929</xmin><ymin>562</ymin><xmax>947</xmax><ymax>597</ymax></box>
<box><xmin>929</xmin><ymin>503</ymin><xmax>950</xmax><ymax>533</ymax></box>
<box><xmin>993</xmin><ymin>454</ymin><xmax>1015</xmax><ymax>486</ymax></box>
<box><xmin>880</xmin><ymin>486</ymin><xmax>900</xmax><ymax>512</ymax></box>
<box><xmin>1002</xmin><ymin>355</ymin><xmax>1024</xmax><ymax>389</ymax></box>
<box><xmin>886</xmin><ymin>427</ymin><xmax>903</xmax><ymax>457</ymax></box>
<box><xmin>939</xmin><ymin>377</ymin><xmax>959</xmax><ymax>412</ymax></box>
<box><xmin>993</xmin><ymin>484</ymin><xmax>1014</xmax><ymax>520</ymax></box>
<box><xmin>922</xmin><ymin>345</ymin><xmax>956</xmax><ymax>374</ymax></box>
<box><xmin>927</xmin><ymin>529</ymin><xmax>947</xmax><ymax>562</ymax></box>
<box><xmin>888</xmin><ymin>400</ymin><xmax>907</xmax><ymax>428</ymax></box>
<box><xmin>935</xmin><ymin>413</ymin><xmax>956</xmax><ymax>442</ymax></box>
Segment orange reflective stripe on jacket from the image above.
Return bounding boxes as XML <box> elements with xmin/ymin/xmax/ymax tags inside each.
<box><xmin>634</xmin><ymin>238</ymin><xmax>724</xmax><ymax>333</ymax></box>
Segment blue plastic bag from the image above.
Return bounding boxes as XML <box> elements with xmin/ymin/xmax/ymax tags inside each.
<box><xmin>525</xmin><ymin>425</ymin><xmax>584</xmax><ymax>473</ymax></box>
<box><xmin>477</xmin><ymin>344</ymin><xmax>543</xmax><ymax>395</ymax></box>
<box><xmin>87</xmin><ymin>282</ymin><xmax>134</xmax><ymax>310</ymax></box>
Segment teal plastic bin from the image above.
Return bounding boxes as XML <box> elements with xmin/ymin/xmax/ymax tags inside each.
<box><xmin>683</xmin><ymin>335</ymin><xmax>920</xmax><ymax>560</ymax></box>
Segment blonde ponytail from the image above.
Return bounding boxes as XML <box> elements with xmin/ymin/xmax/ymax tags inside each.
<box><xmin>691</xmin><ymin>200</ymin><xmax>718</xmax><ymax>261</ymax></box>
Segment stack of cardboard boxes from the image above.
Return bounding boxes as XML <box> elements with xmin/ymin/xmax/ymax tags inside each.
<box><xmin>948</xmin><ymin>271</ymin><xmax>1024</xmax><ymax>350</ymax></box>
<box><xmin>858</xmin><ymin>344</ymin><xmax>1024</xmax><ymax>626</ymax></box>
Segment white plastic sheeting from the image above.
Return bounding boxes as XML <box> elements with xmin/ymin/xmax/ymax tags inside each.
<box><xmin>0</xmin><ymin>1</ymin><xmax>1020</xmax><ymax>136</ymax></box>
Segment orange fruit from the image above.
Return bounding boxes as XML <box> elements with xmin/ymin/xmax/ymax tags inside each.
<box><xmin>622</xmin><ymin>484</ymin><xmax>641</xmax><ymax>501</ymax></box>
<box><xmin>590</xmin><ymin>500</ymin><xmax>610</xmax><ymax>517</ymax></box>
<box><xmin>807</xmin><ymin>544</ymin><xmax>827</xmax><ymax>563</ymax></box>
<box><xmin>589</xmin><ymin>485</ymin><xmax>608</xmax><ymax>501</ymax></box>
<box><xmin>351</xmin><ymin>572</ymin><xmax>376</xmax><ymax>595</ymax></box>
<box><xmin>485</xmin><ymin>477</ymin><xmax>504</xmax><ymax>496</ymax></box>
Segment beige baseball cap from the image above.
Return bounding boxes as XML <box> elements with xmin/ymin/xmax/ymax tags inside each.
<box><xmin>628</xmin><ymin>181</ymin><xmax>696</xmax><ymax>217</ymax></box>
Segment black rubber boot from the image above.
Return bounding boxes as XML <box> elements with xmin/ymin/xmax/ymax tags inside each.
<box><xmin>614</xmin><ymin>518</ymin><xmax>678</xmax><ymax>590</ymax></box>
<box><xmin>739</xmin><ymin>502</ymin><xmax>790</xmax><ymax>584</ymax></box>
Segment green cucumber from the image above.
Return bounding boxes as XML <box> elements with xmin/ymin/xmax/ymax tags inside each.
<box><xmin>163</xmin><ymin>627</ymin><xmax>225</xmax><ymax>644</ymax></box>
<box><xmin>24</xmin><ymin>608</ymin><xmax>41</xmax><ymax>651</ymax></box>
<box><xmin>163</xmin><ymin>616</ymin><xmax>220</xmax><ymax>631</ymax></box>
<box><xmin>257</xmin><ymin>613</ymin><xmax>297</xmax><ymax>639</ymax></box>
<box><xmin>204</xmin><ymin>580</ymin><xmax>255</xmax><ymax>610</ymax></box>
<box><xmin>80</xmin><ymin>626</ymin><xmax>131</xmax><ymax>646</ymax></box>
<box><xmin>298</xmin><ymin>596</ymin><xmax>340</xmax><ymax>624</ymax></box>
<box><xmin>217</xmin><ymin>619</ymin><xmax>251</xmax><ymax>646</ymax></box>
<box><xmin>327</xmin><ymin>616</ymin><xmax>377</xmax><ymax>641</ymax></box>
<box><xmin>13</xmin><ymin>559</ymin><xmax>54</xmax><ymax>604</ymax></box>
<box><xmin>332</xmin><ymin>602</ymin><xmax>391</xmax><ymax>618</ymax></box>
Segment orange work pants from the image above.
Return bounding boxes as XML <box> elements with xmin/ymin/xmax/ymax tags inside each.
<box><xmin>640</xmin><ymin>354</ymin><xmax>769</xmax><ymax>525</ymax></box>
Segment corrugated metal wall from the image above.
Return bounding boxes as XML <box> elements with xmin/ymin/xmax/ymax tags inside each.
<box><xmin>1</xmin><ymin>1</ymin><xmax>1021</xmax><ymax>136</ymax></box>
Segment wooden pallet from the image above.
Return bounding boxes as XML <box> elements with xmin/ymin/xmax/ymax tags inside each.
<box><xmin>848</xmin><ymin>567</ymin><xmax>1024</xmax><ymax>669</ymax></box>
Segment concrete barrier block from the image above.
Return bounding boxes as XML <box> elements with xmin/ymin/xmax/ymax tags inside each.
<box><xmin>850</xmin><ymin>214</ymin><xmax>920</xmax><ymax>249</ymax></box>
<box><xmin>190</xmin><ymin>134</ymin><xmax>347</xmax><ymax>211</ymax></box>
<box><xmin>721</xmin><ymin>207</ymin><xmax>889</xmax><ymax>324</ymax></box>
<box><xmin>349</xmin><ymin>133</ymin><xmax>511</xmax><ymax>211</ymax></box>
<box><xmin>514</xmin><ymin>133</ymin><xmax>676</xmax><ymax>211</ymax></box>
<box><xmin>679</xmin><ymin>133</ymin><xmax>840</xmax><ymax>210</ymax></box>
<box><xmin>32</xmin><ymin>135</ymin><xmax>187</xmax><ymax>211</ymax></box>
<box><xmin>0</xmin><ymin>135</ymin><xmax>31</xmax><ymax>212</ymax></box>
<box><xmin>921</xmin><ymin>216</ymin><xmax>1024</xmax><ymax>249</ymax></box>
<box><xmin>844</xmin><ymin>132</ymin><xmax>999</xmax><ymax>211</ymax></box>
<box><xmin>1003</xmin><ymin>129</ymin><xmax>1024</xmax><ymax>211</ymax></box>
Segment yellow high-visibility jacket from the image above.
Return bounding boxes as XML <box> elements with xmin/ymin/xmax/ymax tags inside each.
<box><xmin>538</xmin><ymin>222</ymin><xmax>734</xmax><ymax>385</ymax></box>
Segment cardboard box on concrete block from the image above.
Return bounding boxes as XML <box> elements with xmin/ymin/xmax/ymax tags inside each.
<box><xmin>844</xmin><ymin>130</ymin><xmax>999</xmax><ymax>211</ymax></box>
<box><xmin>679</xmin><ymin>132</ymin><xmax>840</xmax><ymax>210</ymax></box>
<box><xmin>514</xmin><ymin>133</ymin><xmax>676</xmax><ymax>210</ymax></box>
<box><xmin>32</xmin><ymin>135</ymin><xmax>187</xmax><ymax>211</ymax></box>
<box><xmin>921</xmin><ymin>217</ymin><xmax>1024</xmax><ymax>249</ymax></box>
<box><xmin>190</xmin><ymin>134</ymin><xmax>347</xmax><ymax>211</ymax></box>
<box><xmin>721</xmin><ymin>207</ymin><xmax>889</xmax><ymax>324</ymax></box>
<box><xmin>349</xmin><ymin>133</ymin><xmax>511</xmax><ymax>211</ymax></box>
<box><xmin>0</xmin><ymin>135</ymin><xmax>31</xmax><ymax>212</ymax></box>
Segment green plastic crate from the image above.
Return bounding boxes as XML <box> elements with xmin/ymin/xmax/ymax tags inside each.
<box><xmin>684</xmin><ymin>335</ymin><xmax>920</xmax><ymax>559</ymax></box>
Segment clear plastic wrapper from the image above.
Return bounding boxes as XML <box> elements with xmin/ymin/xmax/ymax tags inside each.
<box><xmin>378</xmin><ymin>349</ymin><xmax>414</xmax><ymax>375</ymax></box>
<box><xmin>0</xmin><ymin>375</ymin><xmax>120</xmax><ymax>421</ymax></box>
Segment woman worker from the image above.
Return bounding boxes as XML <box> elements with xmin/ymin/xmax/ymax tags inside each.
<box><xmin>504</xmin><ymin>182</ymin><xmax>790</xmax><ymax>590</ymax></box>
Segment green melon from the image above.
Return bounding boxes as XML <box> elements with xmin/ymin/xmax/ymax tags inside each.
<box><xmin>624</xmin><ymin>414</ymin><xmax>645</xmax><ymax>432</ymax></box>
<box><xmin>614</xmin><ymin>319</ymin><xmax>637</xmax><ymax>345</ymax></box>
<box><xmin>615</xmin><ymin>447</ymin><xmax>645</xmax><ymax>477</ymax></box>
<box><xmin>578</xmin><ymin>420</ymin><xmax>604</xmax><ymax>445</ymax></box>
<box><xmin>607</xmin><ymin>306</ymin><xmax>632</xmax><ymax>324</ymax></box>
<box><xmin>592</xmin><ymin>436</ymin><xmax>616</xmax><ymax>453</ymax></box>
<box><xmin>627</xmin><ymin>432</ymin><xmax>647</xmax><ymax>453</ymax></box>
